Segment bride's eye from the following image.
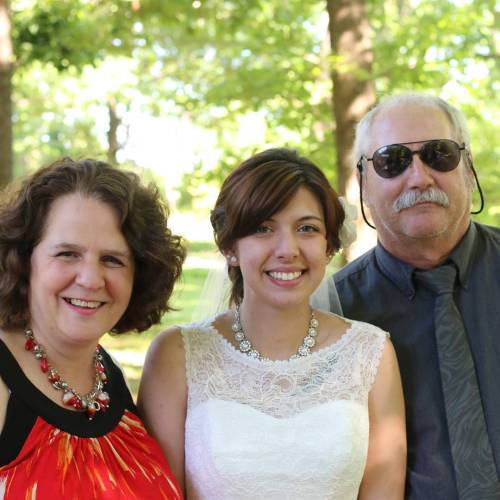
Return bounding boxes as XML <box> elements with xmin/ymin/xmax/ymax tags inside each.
<box><xmin>298</xmin><ymin>224</ymin><xmax>320</xmax><ymax>233</ymax></box>
<box><xmin>255</xmin><ymin>225</ymin><xmax>272</xmax><ymax>234</ymax></box>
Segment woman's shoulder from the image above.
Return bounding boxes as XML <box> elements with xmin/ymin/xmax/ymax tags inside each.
<box><xmin>142</xmin><ymin>315</ymin><xmax>219</xmax><ymax>372</ymax></box>
<box><xmin>168</xmin><ymin>312</ymin><xmax>232</xmax><ymax>344</ymax></box>
<box><xmin>145</xmin><ymin>326</ymin><xmax>185</xmax><ymax>369</ymax></box>
<box><xmin>314</xmin><ymin>310</ymin><xmax>388</xmax><ymax>348</ymax></box>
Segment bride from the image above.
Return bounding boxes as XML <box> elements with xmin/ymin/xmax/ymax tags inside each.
<box><xmin>138</xmin><ymin>148</ymin><xmax>406</xmax><ymax>499</ymax></box>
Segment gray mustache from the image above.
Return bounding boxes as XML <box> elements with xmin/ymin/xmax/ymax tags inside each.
<box><xmin>393</xmin><ymin>188</ymin><xmax>450</xmax><ymax>212</ymax></box>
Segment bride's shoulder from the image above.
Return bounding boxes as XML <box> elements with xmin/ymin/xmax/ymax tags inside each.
<box><xmin>313</xmin><ymin>310</ymin><xmax>350</xmax><ymax>346</ymax></box>
<box><xmin>154</xmin><ymin>311</ymin><xmax>234</xmax><ymax>347</ymax></box>
<box><xmin>314</xmin><ymin>310</ymin><xmax>388</xmax><ymax>347</ymax></box>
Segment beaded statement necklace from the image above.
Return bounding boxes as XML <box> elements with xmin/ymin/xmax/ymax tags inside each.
<box><xmin>231</xmin><ymin>303</ymin><xmax>319</xmax><ymax>361</ymax></box>
<box><xmin>24</xmin><ymin>327</ymin><xmax>110</xmax><ymax>420</ymax></box>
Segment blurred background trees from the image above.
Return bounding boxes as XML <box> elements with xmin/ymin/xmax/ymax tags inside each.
<box><xmin>1</xmin><ymin>0</ymin><xmax>499</xmax><ymax>232</ymax></box>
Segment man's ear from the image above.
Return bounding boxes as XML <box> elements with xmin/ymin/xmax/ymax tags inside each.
<box><xmin>464</xmin><ymin>149</ymin><xmax>473</xmax><ymax>169</ymax></box>
<box><xmin>463</xmin><ymin>150</ymin><xmax>476</xmax><ymax>189</ymax></box>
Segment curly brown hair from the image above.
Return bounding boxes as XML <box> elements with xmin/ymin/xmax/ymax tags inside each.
<box><xmin>0</xmin><ymin>158</ymin><xmax>186</xmax><ymax>333</ymax></box>
<box><xmin>210</xmin><ymin>148</ymin><xmax>344</xmax><ymax>305</ymax></box>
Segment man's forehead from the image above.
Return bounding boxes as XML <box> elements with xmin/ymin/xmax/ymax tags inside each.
<box><xmin>368</xmin><ymin>104</ymin><xmax>453</xmax><ymax>150</ymax></box>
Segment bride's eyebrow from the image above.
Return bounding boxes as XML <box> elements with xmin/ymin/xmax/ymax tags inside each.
<box><xmin>297</xmin><ymin>215</ymin><xmax>324</xmax><ymax>222</ymax></box>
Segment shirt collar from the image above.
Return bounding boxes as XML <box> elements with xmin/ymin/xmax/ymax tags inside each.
<box><xmin>375</xmin><ymin>243</ymin><xmax>416</xmax><ymax>298</ymax></box>
<box><xmin>447</xmin><ymin>222</ymin><xmax>477</xmax><ymax>290</ymax></box>
<box><xmin>374</xmin><ymin>222</ymin><xmax>478</xmax><ymax>298</ymax></box>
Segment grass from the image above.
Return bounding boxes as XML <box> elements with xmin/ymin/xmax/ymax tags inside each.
<box><xmin>102</xmin><ymin>267</ymin><xmax>210</xmax><ymax>352</ymax></box>
<box><xmin>101</xmin><ymin>267</ymin><xmax>210</xmax><ymax>396</ymax></box>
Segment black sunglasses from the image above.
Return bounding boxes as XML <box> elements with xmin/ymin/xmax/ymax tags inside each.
<box><xmin>357</xmin><ymin>139</ymin><xmax>466</xmax><ymax>179</ymax></box>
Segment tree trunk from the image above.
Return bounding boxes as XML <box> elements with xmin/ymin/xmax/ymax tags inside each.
<box><xmin>0</xmin><ymin>0</ymin><xmax>13</xmax><ymax>186</ymax></box>
<box><xmin>107</xmin><ymin>97</ymin><xmax>121</xmax><ymax>165</ymax></box>
<box><xmin>326</xmin><ymin>0</ymin><xmax>376</xmax><ymax>261</ymax></box>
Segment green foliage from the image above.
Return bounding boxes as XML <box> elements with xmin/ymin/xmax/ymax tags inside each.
<box><xmin>12</xmin><ymin>0</ymin><xmax>141</xmax><ymax>70</ymax></box>
<box><xmin>9</xmin><ymin>0</ymin><xmax>499</xmax><ymax>225</ymax></box>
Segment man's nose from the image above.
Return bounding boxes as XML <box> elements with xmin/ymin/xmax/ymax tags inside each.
<box><xmin>405</xmin><ymin>153</ymin><xmax>436</xmax><ymax>189</ymax></box>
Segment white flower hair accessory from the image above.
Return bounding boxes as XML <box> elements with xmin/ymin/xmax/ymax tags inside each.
<box><xmin>338</xmin><ymin>197</ymin><xmax>358</xmax><ymax>250</ymax></box>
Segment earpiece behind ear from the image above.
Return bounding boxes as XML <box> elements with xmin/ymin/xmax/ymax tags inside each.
<box><xmin>356</xmin><ymin>159</ymin><xmax>364</xmax><ymax>173</ymax></box>
<box><xmin>464</xmin><ymin>149</ymin><xmax>474</xmax><ymax>169</ymax></box>
<box><xmin>468</xmin><ymin>159</ymin><xmax>485</xmax><ymax>215</ymax></box>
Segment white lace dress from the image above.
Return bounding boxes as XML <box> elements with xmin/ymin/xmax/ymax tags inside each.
<box><xmin>181</xmin><ymin>317</ymin><xmax>388</xmax><ymax>500</ymax></box>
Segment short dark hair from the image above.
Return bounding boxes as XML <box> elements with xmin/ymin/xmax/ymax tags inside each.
<box><xmin>211</xmin><ymin>148</ymin><xmax>344</xmax><ymax>305</ymax></box>
<box><xmin>0</xmin><ymin>158</ymin><xmax>186</xmax><ymax>332</ymax></box>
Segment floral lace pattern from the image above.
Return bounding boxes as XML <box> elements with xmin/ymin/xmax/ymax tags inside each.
<box><xmin>182</xmin><ymin>317</ymin><xmax>387</xmax><ymax>500</ymax></box>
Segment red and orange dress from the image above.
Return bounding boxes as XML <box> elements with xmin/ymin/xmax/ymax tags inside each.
<box><xmin>0</xmin><ymin>340</ymin><xmax>182</xmax><ymax>500</ymax></box>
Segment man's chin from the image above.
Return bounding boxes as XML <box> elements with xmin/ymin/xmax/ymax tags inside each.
<box><xmin>399</xmin><ymin>218</ymin><xmax>452</xmax><ymax>240</ymax></box>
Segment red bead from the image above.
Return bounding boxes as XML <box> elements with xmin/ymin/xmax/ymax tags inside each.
<box><xmin>73</xmin><ymin>399</ymin><xmax>83</xmax><ymax>410</ymax></box>
<box><xmin>40</xmin><ymin>357</ymin><xmax>49</xmax><ymax>373</ymax></box>
<box><xmin>96</xmin><ymin>363</ymin><xmax>105</xmax><ymax>374</ymax></box>
<box><xmin>25</xmin><ymin>338</ymin><xmax>35</xmax><ymax>351</ymax></box>
<box><xmin>48</xmin><ymin>370</ymin><xmax>60</xmax><ymax>383</ymax></box>
<box><xmin>86</xmin><ymin>406</ymin><xmax>97</xmax><ymax>420</ymax></box>
<box><xmin>62</xmin><ymin>392</ymin><xmax>78</xmax><ymax>407</ymax></box>
<box><xmin>97</xmin><ymin>391</ymin><xmax>110</xmax><ymax>408</ymax></box>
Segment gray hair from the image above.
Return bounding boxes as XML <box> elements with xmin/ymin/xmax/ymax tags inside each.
<box><xmin>353</xmin><ymin>93</ymin><xmax>471</xmax><ymax>164</ymax></box>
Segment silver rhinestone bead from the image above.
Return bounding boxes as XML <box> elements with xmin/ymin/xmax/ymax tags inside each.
<box><xmin>298</xmin><ymin>345</ymin><xmax>310</xmax><ymax>356</ymax></box>
<box><xmin>304</xmin><ymin>336</ymin><xmax>315</xmax><ymax>348</ymax></box>
<box><xmin>234</xmin><ymin>331</ymin><xmax>245</xmax><ymax>342</ymax></box>
<box><xmin>239</xmin><ymin>340</ymin><xmax>251</xmax><ymax>352</ymax></box>
<box><xmin>231</xmin><ymin>323</ymin><xmax>240</xmax><ymax>332</ymax></box>
<box><xmin>249</xmin><ymin>350</ymin><xmax>260</xmax><ymax>358</ymax></box>
<box><xmin>308</xmin><ymin>327</ymin><xmax>317</xmax><ymax>337</ymax></box>
<box><xmin>310</xmin><ymin>318</ymin><xmax>319</xmax><ymax>328</ymax></box>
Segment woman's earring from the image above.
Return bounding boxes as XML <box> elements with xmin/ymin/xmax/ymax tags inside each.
<box><xmin>228</xmin><ymin>255</ymin><xmax>238</xmax><ymax>265</ymax></box>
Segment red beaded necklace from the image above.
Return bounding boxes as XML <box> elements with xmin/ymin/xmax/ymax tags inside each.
<box><xmin>24</xmin><ymin>327</ymin><xmax>110</xmax><ymax>420</ymax></box>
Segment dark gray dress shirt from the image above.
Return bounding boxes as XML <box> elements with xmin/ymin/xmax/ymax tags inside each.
<box><xmin>333</xmin><ymin>222</ymin><xmax>500</xmax><ymax>500</ymax></box>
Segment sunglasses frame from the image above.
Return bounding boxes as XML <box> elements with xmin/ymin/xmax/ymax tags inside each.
<box><xmin>357</xmin><ymin>139</ymin><xmax>466</xmax><ymax>179</ymax></box>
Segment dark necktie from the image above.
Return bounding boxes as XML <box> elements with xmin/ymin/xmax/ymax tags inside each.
<box><xmin>415</xmin><ymin>264</ymin><xmax>500</xmax><ymax>499</ymax></box>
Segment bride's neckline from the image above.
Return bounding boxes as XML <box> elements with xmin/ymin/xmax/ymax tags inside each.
<box><xmin>202</xmin><ymin>314</ymin><xmax>358</xmax><ymax>366</ymax></box>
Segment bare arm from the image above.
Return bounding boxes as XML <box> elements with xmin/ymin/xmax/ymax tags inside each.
<box><xmin>137</xmin><ymin>327</ymin><xmax>187</xmax><ymax>493</ymax></box>
<box><xmin>0</xmin><ymin>377</ymin><xmax>8</xmax><ymax>433</ymax></box>
<box><xmin>358</xmin><ymin>339</ymin><xmax>406</xmax><ymax>500</ymax></box>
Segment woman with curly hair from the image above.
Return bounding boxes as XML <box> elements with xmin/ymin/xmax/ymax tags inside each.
<box><xmin>0</xmin><ymin>158</ymin><xmax>185</xmax><ymax>499</ymax></box>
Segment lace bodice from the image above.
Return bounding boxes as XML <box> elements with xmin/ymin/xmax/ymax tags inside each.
<box><xmin>182</xmin><ymin>317</ymin><xmax>388</xmax><ymax>500</ymax></box>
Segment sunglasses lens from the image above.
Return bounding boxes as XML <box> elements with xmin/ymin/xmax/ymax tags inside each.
<box><xmin>372</xmin><ymin>145</ymin><xmax>412</xmax><ymax>178</ymax></box>
<box><xmin>371</xmin><ymin>139</ymin><xmax>462</xmax><ymax>178</ymax></box>
<box><xmin>421</xmin><ymin>140</ymin><xmax>461</xmax><ymax>172</ymax></box>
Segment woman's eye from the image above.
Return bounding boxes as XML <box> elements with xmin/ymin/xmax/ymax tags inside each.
<box><xmin>56</xmin><ymin>251</ymin><xmax>78</xmax><ymax>259</ymax></box>
<box><xmin>102</xmin><ymin>255</ymin><xmax>125</xmax><ymax>267</ymax></box>
<box><xmin>255</xmin><ymin>226</ymin><xmax>272</xmax><ymax>234</ymax></box>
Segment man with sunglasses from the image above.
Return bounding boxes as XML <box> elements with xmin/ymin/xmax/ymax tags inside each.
<box><xmin>333</xmin><ymin>93</ymin><xmax>500</xmax><ymax>499</ymax></box>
